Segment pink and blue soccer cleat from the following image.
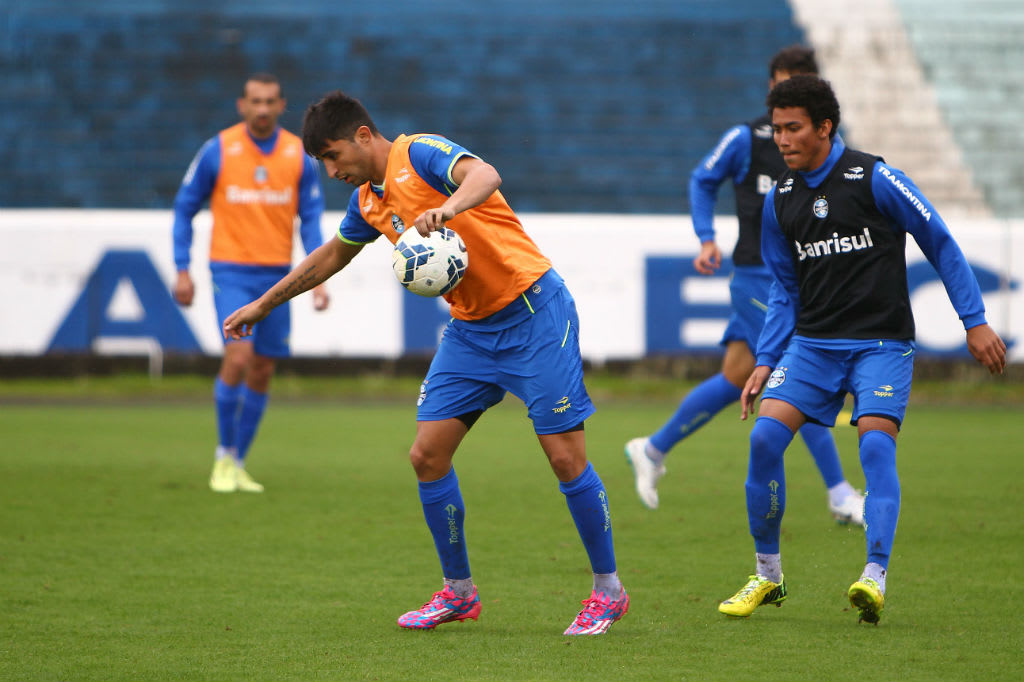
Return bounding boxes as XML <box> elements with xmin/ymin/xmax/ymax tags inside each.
<box><xmin>397</xmin><ymin>585</ymin><xmax>481</xmax><ymax>630</ymax></box>
<box><xmin>563</xmin><ymin>589</ymin><xmax>630</xmax><ymax>635</ymax></box>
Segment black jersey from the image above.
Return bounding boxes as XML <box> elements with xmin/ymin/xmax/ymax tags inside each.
<box><xmin>772</xmin><ymin>148</ymin><xmax>916</xmax><ymax>340</ymax></box>
<box><xmin>732</xmin><ymin>114</ymin><xmax>789</xmax><ymax>266</ymax></box>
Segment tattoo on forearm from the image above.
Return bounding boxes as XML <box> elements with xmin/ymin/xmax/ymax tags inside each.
<box><xmin>272</xmin><ymin>265</ymin><xmax>319</xmax><ymax>304</ymax></box>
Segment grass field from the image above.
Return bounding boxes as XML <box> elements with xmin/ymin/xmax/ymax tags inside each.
<box><xmin>1</xmin><ymin>374</ymin><xmax>1022</xmax><ymax>681</ymax></box>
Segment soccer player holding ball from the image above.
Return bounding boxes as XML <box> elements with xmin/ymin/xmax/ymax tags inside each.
<box><xmin>718</xmin><ymin>75</ymin><xmax>1006</xmax><ymax>624</ymax></box>
<box><xmin>223</xmin><ymin>91</ymin><xmax>628</xmax><ymax>635</ymax></box>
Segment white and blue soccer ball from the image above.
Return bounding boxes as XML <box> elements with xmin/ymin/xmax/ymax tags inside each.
<box><xmin>391</xmin><ymin>227</ymin><xmax>469</xmax><ymax>297</ymax></box>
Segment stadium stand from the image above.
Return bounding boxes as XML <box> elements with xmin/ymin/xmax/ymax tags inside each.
<box><xmin>1</xmin><ymin>0</ymin><xmax>804</xmax><ymax>212</ymax></box>
<box><xmin>893</xmin><ymin>0</ymin><xmax>1024</xmax><ymax>217</ymax></box>
<box><xmin>3</xmin><ymin>0</ymin><xmax>1017</xmax><ymax>216</ymax></box>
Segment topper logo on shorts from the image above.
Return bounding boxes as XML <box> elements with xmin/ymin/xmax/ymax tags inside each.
<box><xmin>766</xmin><ymin>368</ymin><xmax>786</xmax><ymax>389</ymax></box>
<box><xmin>552</xmin><ymin>396</ymin><xmax>571</xmax><ymax>413</ymax></box>
<box><xmin>874</xmin><ymin>384</ymin><xmax>895</xmax><ymax>397</ymax></box>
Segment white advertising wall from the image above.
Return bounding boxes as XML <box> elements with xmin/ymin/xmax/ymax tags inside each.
<box><xmin>1</xmin><ymin>210</ymin><xmax>1020</xmax><ymax>363</ymax></box>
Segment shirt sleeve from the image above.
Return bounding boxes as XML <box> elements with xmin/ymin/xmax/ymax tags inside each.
<box><xmin>689</xmin><ymin>125</ymin><xmax>751</xmax><ymax>244</ymax></box>
<box><xmin>755</xmin><ymin>191</ymin><xmax>800</xmax><ymax>367</ymax></box>
<box><xmin>337</xmin><ymin>189</ymin><xmax>382</xmax><ymax>245</ymax></box>
<box><xmin>296</xmin><ymin>154</ymin><xmax>326</xmax><ymax>256</ymax></box>
<box><xmin>871</xmin><ymin>161</ymin><xmax>987</xmax><ymax>329</ymax></box>
<box><xmin>407</xmin><ymin>135</ymin><xmax>478</xmax><ymax>195</ymax></box>
<box><xmin>172</xmin><ymin>137</ymin><xmax>219</xmax><ymax>271</ymax></box>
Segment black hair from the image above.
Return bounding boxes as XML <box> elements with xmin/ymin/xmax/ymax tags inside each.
<box><xmin>766</xmin><ymin>75</ymin><xmax>841</xmax><ymax>139</ymax></box>
<box><xmin>244</xmin><ymin>73</ymin><xmax>280</xmax><ymax>97</ymax></box>
<box><xmin>301</xmin><ymin>91</ymin><xmax>379</xmax><ymax>156</ymax></box>
<box><xmin>769</xmin><ymin>45</ymin><xmax>818</xmax><ymax>79</ymax></box>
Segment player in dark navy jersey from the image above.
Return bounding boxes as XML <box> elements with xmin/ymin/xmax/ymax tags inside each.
<box><xmin>718</xmin><ymin>75</ymin><xmax>1006</xmax><ymax>624</ymax></box>
<box><xmin>626</xmin><ymin>46</ymin><xmax>865</xmax><ymax>526</ymax></box>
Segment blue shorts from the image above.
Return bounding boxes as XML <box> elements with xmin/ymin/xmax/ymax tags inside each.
<box><xmin>211</xmin><ymin>262</ymin><xmax>292</xmax><ymax>358</ymax></box>
<box><xmin>762</xmin><ymin>336</ymin><xmax>916</xmax><ymax>427</ymax></box>
<box><xmin>417</xmin><ymin>282</ymin><xmax>596</xmax><ymax>434</ymax></box>
<box><xmin>721</xmin><ymin>266</ymin><xmax>772</xmax><ymax>352</ymax></box>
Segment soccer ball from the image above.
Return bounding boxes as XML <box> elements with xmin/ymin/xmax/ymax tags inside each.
<box><xmin>391</xmin><ymin>227</ymin><xmax>469</xmax><ymax>297</ymax></box>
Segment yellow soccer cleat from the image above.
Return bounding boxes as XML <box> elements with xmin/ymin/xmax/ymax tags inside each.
<box><xmin>848</xmin><ymin>578</ymin><xmax>884</xmax><ymax>624</ymax></box>
<box><xmin>718</xmin><ymin>574</ymin><xmax>787</xmax><ymax>617</ymax></box>
<box><xmin>209</xmin><ymin>457</ymin><xmax>237</xmax><ymax>493</ymax></box>
<box><xmin>234</xmin><ymin>464</ymin><xmax>264</xmax><ymax>493</ymax></box>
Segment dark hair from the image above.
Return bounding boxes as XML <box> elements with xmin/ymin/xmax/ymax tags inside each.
<box><xmin>769</xmin><ymin>45</ymin><xmax>818</xmax><ymax>79</ymax></box>
<box><xmin>302</xmin><ymin>91</ymin><xmax>380</xmax><ymax>156</ymax></box>
<box><xmin>766</xmin><ymin>75</ymin><xmax>841</xmax><ymax>139</ymax></box>
<box><xmin>244</xmin><ymin>73</ymin><xmax>281</xmax><ymax>97</ymax></box>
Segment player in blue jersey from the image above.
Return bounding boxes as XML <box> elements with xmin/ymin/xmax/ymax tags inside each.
<box><xmin>626</xmin><ymin>46</ymin><xmax>865</xmax><ymax>525</ymax></box>
<box><xmin>172</xmin><ymin>73</ymin><xmax>330</xmax><ymax>493</ymax></box>
<box><xmin>717</xmin><ymin>75</ymin><xmax>1006</xmax><ymax>624</ymax></box>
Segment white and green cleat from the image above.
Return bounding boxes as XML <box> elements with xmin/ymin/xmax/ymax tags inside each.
<box><xmin>624</xmin><ymin>437</ymin><xmax>666</xmax><ymax>510</ymax></box>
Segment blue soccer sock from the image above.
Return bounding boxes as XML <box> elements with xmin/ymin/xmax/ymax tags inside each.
<box><xmin>213</xmin><ymin>377</ymin><xmax>242</xmax><ymax>451</ymax></box>
<box><xmin>418</xmin><ymin>467</ymin><xmax>471</xmax><ymax>581</ymax></box>
<box><xmin>560</xmin><ymin>462</ymin><xmax>617</xmax><ymax>576</ymax></box>
<box><xmin>746</xmin><ymin>416</ymin><xmax>795</xmax><ymax>554</ymax></box>
<box><xmin>235</xmin><ymin>386</ymin><xmax>268</xmax><ymax>462</ymax></box>
<box><xmin>649</xmin><ymin>373</ymin><xmax>741</xmax><ymax>455</ymax></box>
<box><xmin>859</xmin><ymin>430</ymin><xmax>900</xmax><ymax>569</ymax></box>
<box><xmin>797</xmin><ymin>422</ymin><xmax>845</xmax><ymax>488</ymax></box>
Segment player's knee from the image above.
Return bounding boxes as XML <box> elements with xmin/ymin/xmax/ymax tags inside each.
<box><xmin>408</xmin><ymin>442</ymin><xmax>449</xmax><ymax>479</ymax></box>
<box><xmin>749</xmin><ymin>419</ymin><xmax>787</xmax><ymax>467</ymax></box>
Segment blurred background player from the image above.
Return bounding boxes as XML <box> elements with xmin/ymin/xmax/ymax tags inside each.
<box><xmin>223</xmin><ymin>90</ymin><xmax>628</xmax><ymax>636</ymax></box>
<box><xmin>625</xmin><ymin>46</ymin><xmax>865</xmax><ymax>524</ymax></box>
<box><xmin>719</xmin><ymin>75</ymin><xmax>1006</xmax><ymax>624</ymax></box>
<box><xmin>172</xmin><ymin>73</ymin><xmax>330</xmax><ymax>493</ymax></box>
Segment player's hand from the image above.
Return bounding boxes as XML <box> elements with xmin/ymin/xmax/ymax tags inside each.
<box><xmin>741</xmin><ymin>365</ymin><xmax>772</xmax><ymax>420</ymax></box>
<box><xmin>223</xmin><ymin>302</ymin><xmax>268</xmax><ymax>340</ymax></box>
<box><xmin>693</xmin><ymin>241</ymin><xmax>722</xmax><ymax>275</ymax></box>
<box><xmin>312</xmin><ymin>284</ymin><xmax>330</xmax><ymax>312</ymax></box>
<box><xmin>413</xmin><ymin>207</ymin><xmax>454</xmax><ymax>235</ymax></box>
<box><xmin>173</xmin><ymin>270</ymin><xmax>194</xmax><ymax>307</ymax></box>
<box><xmin>966</xmin><ymin>323</ymin><xmax>1007</xmax><ymax>375</ymax></box>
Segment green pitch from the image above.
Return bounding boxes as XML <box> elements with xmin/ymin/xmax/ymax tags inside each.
<box><xmin>1</xmin><ymin>383</ymin><xmax>1022</xmax><ymax>681</ymax></box>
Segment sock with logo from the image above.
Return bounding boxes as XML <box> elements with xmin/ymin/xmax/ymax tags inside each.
<box><xmin>419</xmin><ymin>467</ymin><xmax>471</xmax><ymax>581</ymax></box>
<box><xmin>213</xmin><ymin>377</ymin><xmax>242</xmax><ymax>452</ymax></box>
<box><xmin>649</xmin><ymin>373</ymin><xmax>741</xmax><ymax>457</ymax></box>
<box><xmin>798</xmin><ymin>422</ymin><xmax>845</xmax><ymax>488</ymax></box>
<box><xmin>235</xmin><ymin>386</ymin><xmax>268</xmax><ymax>463</ymax></box>
<box><xmin>746</xmin><ymin>416</ymin><xmax>795</xmax><ymax>554</ymax></box>
<box><xmin>859</xmin><ymin>430</ymin><xmax>900</xmax><ymax>569</ymax></box>
<box><xmin>560</xmin><ymin>462</ymin><xmax>617</xmax><ymax>576</ymax></box>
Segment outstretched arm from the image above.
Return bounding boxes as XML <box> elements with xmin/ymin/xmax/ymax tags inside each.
<box><xmin>223</xmin><ymin>237</ymin><xmax>362</xmax><ymax>339</ymax></box>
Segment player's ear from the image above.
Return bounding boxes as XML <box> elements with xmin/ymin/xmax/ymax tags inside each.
<box><xmin>355</xmin><ymin>125</ymin><xmax>373</xmax><ymax>144</ymax></box>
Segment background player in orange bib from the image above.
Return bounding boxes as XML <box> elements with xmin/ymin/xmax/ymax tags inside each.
<box><xmin>172</xmin><ymin>73</ymin><xmax>330</xmax><ymax>493</ymax></box>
